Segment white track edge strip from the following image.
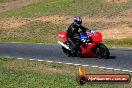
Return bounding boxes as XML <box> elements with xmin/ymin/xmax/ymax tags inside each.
<box><xmin>11</xmin><ymin>57</ymin><xmax>132</xmax><ymax>73</ymax></box>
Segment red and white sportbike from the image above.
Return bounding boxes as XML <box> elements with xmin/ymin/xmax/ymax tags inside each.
<box><xmin>56</xmin><ymin>29</ymin><xmax>110</xmax><ymax>59</ymax></box>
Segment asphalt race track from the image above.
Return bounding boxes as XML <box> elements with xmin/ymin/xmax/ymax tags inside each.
<box><xmin>0</xmin><ymin>42</ymin><xmax>132</xmax><ymax>71</ymax></box>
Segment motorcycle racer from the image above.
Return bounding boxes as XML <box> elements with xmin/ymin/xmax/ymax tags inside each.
<box><xmin>66</xmin><ymin>16</ymin><xmax>92</xmax><ymax>51</ymax></box>
<box><xmin>56</xmin><ymin>19</ymin><xmax>110</xmax><ymax>58</ymax></box>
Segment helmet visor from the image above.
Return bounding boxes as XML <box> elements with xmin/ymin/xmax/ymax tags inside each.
<box><xmin>76</xmin><ymin>20</ymin><xmax>82</xmax><ymax>25</ymax></box>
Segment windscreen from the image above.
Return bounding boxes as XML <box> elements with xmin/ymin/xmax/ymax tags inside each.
<box><xmin>79</xmin><ymin>33</ymin><xmax>88</xmax><ymax>39</ymax></box>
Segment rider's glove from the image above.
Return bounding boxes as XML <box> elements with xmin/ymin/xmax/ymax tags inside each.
<box><xmin>75</xmin><ymin>35</ymin><xmax>81</xmax><ymax>40</ymax></box>
<box><xmin>90</xmin><ymin>30</ymin><xmax>96</xmax><ymax>35</ymax></box>
<box><xmin>86</xmin><ymin>28</ymin><xmax>96</xmax><ymax>34</ymax></box>
<box><xmin>73</xmin><ymin>34</ymin><xmax>81</xmax><ymax>40</ymax></box>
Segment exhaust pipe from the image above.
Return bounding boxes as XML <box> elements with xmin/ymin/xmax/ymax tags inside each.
<box><xmin>57</xmin><ymin>41</ymin><xmax>70</xmax><ymax>50</ymax></box>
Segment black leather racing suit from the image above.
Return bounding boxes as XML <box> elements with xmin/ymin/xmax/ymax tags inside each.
<box><xmin>66</xmin><ymin>23</ymin><xmax>87</xmax><ymax>50</ymax></box>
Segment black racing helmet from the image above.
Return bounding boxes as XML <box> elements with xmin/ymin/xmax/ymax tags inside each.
<box><xmin>73</xmin><ymin>16</ymin><xmax>82</xmax><ymax>26</ymax></box>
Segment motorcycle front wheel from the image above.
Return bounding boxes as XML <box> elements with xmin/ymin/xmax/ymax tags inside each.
<box><xmin>95</xmin><ymin>43</ymin><xmax>110</xmax><ymax>59</ymax></box>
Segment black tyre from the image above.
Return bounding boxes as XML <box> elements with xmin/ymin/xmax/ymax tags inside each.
<box><xmin>95</xmin><ymin>43</ymin><xmax>110</xmax><ymax>59</ymax></box>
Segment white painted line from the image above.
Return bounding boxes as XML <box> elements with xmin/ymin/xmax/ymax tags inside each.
<box><xmin>10</xmin><ymin>42</ymin><xmax>45</xmax><ymax>45</ymax></box>
<box><xmin>6</xmin><ymin>56</ymin><xmax>12</xmax><ymax>58</ymax></box>
<box><xmin>99</xmin><ymin>67</ymin><xmax>106</xmax><ymax>69</ymax></box>
<box><xmin>10</xmin><ymin>42</ymin><xmax>18</xmax><ymax>43</ymax></box>
<box><xmin>128</xmin><ymin>71</ymin><xmax>132</xmax><ymax>73</ymax></box>
<box><xmin>56</xmin><ymin>62</ymin><xmax>63</xmax><ymax>64</ymax></box>
<box><xmin>73</xmin><ymin>64</ymin><xmax>81</xmax><ymax>66</ymax></box>
<box><xmin>122</xmin><ymin>70</ymin><xmax>129</xmax><ymax>72</ymax></box>
<box><xmin>46</xmin><ymin>61</ymin><xmax>53</xmax><ymax>63</ymax></box>
<box><xmin>82</xmin><ymin>65</ymin><xmax>89</xmax><ymax>67</ymax></box>
<box><xmin>65</xmin><ymin>63</ymin><xmax>73</xmax><ymax>65</ymax></box>
<box><xmin>91</xmin><ymin>66</ymin><xmax>98</xmax><ymax>68</ymax></box>
<box><xmin>113</xmin><ymin>69</ymin><xmax>121</xmax><ymax>71</ymax></box>
<box><xmin>106</xmin><ymin>68</ymin><xmax>113</xmax><ymax>70</ymax></box>
<box><xmin>5</xmin><ymin>55</ymin><xmax>132</xmax><ymax>73</ymax></box>
<box><xmin>37</xmin><ymin>59</ymin><xmax>44</xmax><ymax>62</ymax></box>
<box><xmin>111</xmin><ymin>47</ymin><xmax>132</xmax><ymax>50</ymax></box>
<box><xmin>29</xmin><ymin>59</ymin><xmax>34</xmax><ymax>61</ymax></box>
<box><xmin>17</xmin><ymin>58</ymin><xmax>23</xmax><ymax>60</ymax></box>
<box><xmin>37</xmin><ymin>43</ymin><xmax>44</xmax><ymax>45</ymax></box>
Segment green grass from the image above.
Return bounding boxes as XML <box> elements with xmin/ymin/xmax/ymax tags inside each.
<box><xmin>0</xmin><ymin>57</ymin><xmax>132</xmax><ymax>88</ymax></box>
<box><xmin>104</xmin><ymin>38</ymin><xmax>132</xmax><ymax>47</ymax></box>
<box><xmin>0</xmin><ymin>69</ymin><xmax>76</xmax><ymax>88</ymax></box>
<box><xmin>0</xmin><ymin>0</ymin><xmax>13</xmax><ymax>3</ymax></box>
<box><xmin>0</xmin><ymin>20</ymin><xmax>131</xmax><ymax>47</ymax></box>
<box><xmin>0</xmin><ymin>21</ymin><xmax>132</xmax><ymax>47</ymax></box>
<box><xmin>0</xmin><ymin>0</ymin><xmax>74</xmax><ymax>18</ymax></box>
<box><xmin>0</xmin><ymin>0</ymin><xmax>132</xmax><ymax>18</ymax></box>
<box><xmin>84</xmin><ymin>21</ymin><xmax>132</xmax><ymax>29</ymax></box>
<box><xmin>0</xmin><ymin>0</ymin><xmax>132</xmax><ymax>47</ymax></box>
<box><xmin>0</xmin><ymin>21</ymin><xmax>65</xmax><ymax>43</ymax></box>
